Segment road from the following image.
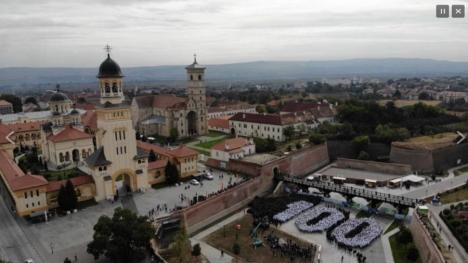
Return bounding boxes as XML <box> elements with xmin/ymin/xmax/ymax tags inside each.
<box><xmin>403</xmin><ymin>172</ymin><xmax>468</xmax><ymax>199</ymax></box>
<box><xmin>0</xmin><ymin>198</ymin><xmax>45</xmax><ymax>263</ymax></box>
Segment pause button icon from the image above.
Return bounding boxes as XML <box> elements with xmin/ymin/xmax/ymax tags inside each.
<box><xmin>436</xmin><ymin>5</ymin><xmax>450</xmax><ymax>18</ymax></box>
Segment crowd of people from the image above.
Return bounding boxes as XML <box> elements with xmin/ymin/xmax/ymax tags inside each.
<box><xmin>295</xmin><ymin>207</ymin><xmax>345</xmax><ymax>233</ymax></box>
<box><xmin>273</xmin><ymin>201</ymin><xmax>314</xmax><ymax>223</ymax></box>
<box><xmin>264</xmin><ymin>232</ymin><xmax>316</xmax><ymax>261</ymax></box>
<box><xmin>330</xmin><ymin>218</ymin><xmax>382</xmax><ymax>249</ymax></box>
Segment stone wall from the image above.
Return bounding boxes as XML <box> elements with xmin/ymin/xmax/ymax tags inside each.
<box><xmin>289</xmin><ymin>144</ymin><xmax>330</xmax><ymax>177</ymax></box>
<box><xmin>336</xmin><ymin>158</ymin><xmax>411</xmax><ymax>175</ymax></box>
<box><xmin>390</xmin><ymin>143</ymin><xmax>468</xmax><ymax>173</ymax></box>
<box><xmin>181</xmin><ymin>175</ymin><xmax>274</xmax><ymax>234</ymax></box>
<box><xmin>327</xmin><ymin>140</ymin><xmax>391</xmax><ymax>161</ymax></box>
<box><xmin>389</xmin><ymin>145</ymin><xmax>434</xmax><ymax>173</ymax></box>
<box><xmin>409</xmin><ymin>213</ymin><xmax>445</xmax><ymax>263</ymax></box>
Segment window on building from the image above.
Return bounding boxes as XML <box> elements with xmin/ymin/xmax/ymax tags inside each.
<box><xmin>36</xmin><ymin>190</ymin><xmax>39</xmax><ymax>196</ymax></box>
<box><xmin>24</xmin><ymin>192</ymin><xmax>27</xmax><ymax>199</ymax></box>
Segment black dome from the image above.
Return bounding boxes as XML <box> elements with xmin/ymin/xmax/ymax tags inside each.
<box><xmin>98</xmin><ymin>54</ymin><xmax>123</xmax><ymax>78</ymax></box>
<box><xmin>50</xmin><ymin>92</ymin><xmax>69</xmax><ymax>102</ymax></box>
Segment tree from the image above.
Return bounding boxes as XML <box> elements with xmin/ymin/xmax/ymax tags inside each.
<box><xmin>283</xmin><ymin>126</ymin><xmax>295</xmax><ymax>141</ymax></box>
<box><xmin>256</xmin><ymin>105</ymin><xmax>266</xmax><ymax>113</ymax></box>
<box><xmin>169</xmin><ymin>128</ymin><xmax>179</xmax><ymax>143</ymax></box>
<box><xmin>57</xmin><ymin>180</ymin><xmax>78</xmax><ymax>211</ymax></box>
<box><xmin>148</xmin><ymin>150</ymin><xmax>157</xmax><ymax>162</ymax></box>
<box><xmin>406</xmin><ymin>245</ymin><xmax>419</xmax><ymax>261</ymax></box>
<box><xmin>0</xmin><ymin>94</ymin><xmax>22</xmax><ymax>112</ymax></box>
<box><xmin>357</xmin><ymin>151</ymin><xmax>370</xmax><ymax>160</ymax></box>
<box><xmin>352</xmin><ymin>135</ymin><xmax>369</xmax><ymax>153</ymax></box>
<box><xmin>295</xmin><ymin>142</ymin><xmax>302</xmax><ymax>150</ymax></box>
<box><xmin>192</xmin><ymin>243</ymin><xmax>201</xmax><ymax>256</ymax></box>
<box><xmin>24</xmin><ymin>97</ymin><xmax>38</xmax><ymax>105</ymax></box>
<box><xmin>393</xmin><ymin>89</ymin><xmax>401</xmax><ymax>99</ymax></box>
<box><xmin>418</xmin><ymin>92</ymin><xmax>430</xmax><ymax>100</ymax></box>
<box><xmin>173</xmin><ymin>227</ymin><xmax>190</xmax><ymax>263</ymax></box>
<box><xmin>87</xmin><ymin>207</ymin><xmax>154</xmax><ymax>263</ymax></box>
<box><xmin>309</xmin><ymin>133</ymin><xmax>325</xmax><ymax>145</ymax></box>
<box><xmin>375</xmin><ymin>124</ymin><xmax>410</xmax><ymax>143</ymax></box>
<box><xmin>165</xmin><ymin>161</ymin><xmax>180</xmax><ymax>184</ymax></box>
<box><xmin>254</xmin><ymin>137</ymin><xmax>276</xmax><ymax>153</ymax></box>
<box><xmin>397</xmin><ymin>226</ymin><xmax>412</xmax><ymax>244</ymax></box>
<box><xmin>232</xmin><ymin>243</ymin><xmax>240</xmax><ymax>255</ymax></box>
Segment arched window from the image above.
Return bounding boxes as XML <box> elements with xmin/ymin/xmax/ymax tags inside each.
<box><xmin>198</xmin><ymin>75</ymin><xmax>202</xmax><ymax>80</ymax></box>
<box><xmin>82</xmin><ymin>149</ymin><xmax>87</xmax><ymax>159</ymax></box>
<box><xmin>55</xmin><ymin>105</ymin><xmax>59</xmax><ymax>112</ymax></box>
<box><xmin>112</xmin><ymin>83</ymin><xmax>118</xmax><ymax>93</ymax></box>
<box><xmin>65</xmin><ymin>152</ymin><xmax>70</xmax><ymax>161</ymax></box>
<box><xmin>105</xmin><ymin>83</ymin><xmax>110</xmax><ymax>93</ymax></box>
<box><xmin>59</xmin><ymin>153</ymin><xmax>64</xmax><ymax>162</ymax></box>
<box><xmin>190</xmin><ymin>75</ymin><xmax>193</xmax><ymax>81</ymax></box>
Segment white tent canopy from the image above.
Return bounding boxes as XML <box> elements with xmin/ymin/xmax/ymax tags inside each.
<box><xmin>401</xmin><ymin>174</ymin><xmax>425</xmax><ymax>183</ymax></box>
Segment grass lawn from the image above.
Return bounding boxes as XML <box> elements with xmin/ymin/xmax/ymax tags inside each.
<box><xmin>206</xmin><ymin>131</ymin><xmax>227</xmax><ymax>137</ymax></box>
<box><xmin>389</xmin><ymin>232</ymin><xmax>422</xmax><ymax>263</ymax></box>
<box><xmin>205</xmin><ymin>215</ymin><xmax>316</xmax><ymax>263</ymax></box>
<box><xmin>43</xmin><ymin>168</ymin><xmax>84</xmax><ymax>181</ymax></box>
<box><xmin>384</xmin><ymin>220</ymin><xmax>400</xmax><ymax>234</ymax></box>
<box><xmin>440</xmin><ymin>187</ymin><xmax>468</xmax><ymax>204</ymax></box>
<box><xmin>195</xmin><ymin>138</ymin><xmax>225</xmax><ymax>149</ymax></box>
<box><xmin>454</xmin><ymin>166</ymin><xmax>468</xmax><ymax>176</ymax></box>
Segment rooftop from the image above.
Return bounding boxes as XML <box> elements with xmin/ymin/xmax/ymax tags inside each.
<box><xmin>212</xmin><ymin>137</ymin><xmax>251</xmax><ymax>152</ymax></box>
<box><xmin>318</xmin><ymin>167</ymin><xmax>403</xmax><ymax>182</ymax></box>
<box><xmin>48</xmin><ymin>126</ymin><xmax>93</xmax><ymax>143</ymax></box>
<box><xmin>0</xmin><ymin>150</ymin><xmax>48</xmax><ymax>191</ymax></box>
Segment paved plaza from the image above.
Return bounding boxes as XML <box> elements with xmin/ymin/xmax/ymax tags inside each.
<box><xmin>0</xmin><ymin>166</ymin><xmax>242</xmax><ymax>263</ymax></box>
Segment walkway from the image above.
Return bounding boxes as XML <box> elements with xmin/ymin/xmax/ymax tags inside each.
<box><xmin>403</xmin><ymin>173</ymin><xmax>468</xmax><ymax>199</ymax></box>
<box><xmin>189</xmin><ymin>209</ymin><xmax>248</xmax><ymax>263</ymax></box>
<box><xmin>382</xmin><ymin>227</ymin><xmax>399</xmax><ymax>263</ymax></box>
<box><xmin>429</xmin><ymin>203</ymin><xmax>468</xmax><ymax>263</ymax></box>
<box><xmin>186</xmin><ymin>134</ymin><xmax>226</xmax><ymax>154</ymax></box>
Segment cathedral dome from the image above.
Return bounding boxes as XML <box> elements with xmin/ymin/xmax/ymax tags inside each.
<box><xmin>50</xmin><ymin>92</ymin><xmax>70</xmax><ymax>102</ymax></box>
<box><xmin>98</xmin><ymin>54</ymin><xmax>123</xmax><ymax>78</ymax></box>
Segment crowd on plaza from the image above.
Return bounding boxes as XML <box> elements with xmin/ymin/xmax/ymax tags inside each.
<box><xmin>273</xmin><ymin>200</ymin><xmax>315</xmax><ymax>223</ymax></box>
<box><xmin>330</xmin><ymin>218</ymin><xmax>382</xmax><ymax>249</ymax></box>
<box><xmin>264</xmin><ymin>232</ymin><xmax>316</xmax><ymax>261</ymax></box>
<box><xmin>295</xmin><ymin>207</ymin><xmax>346</xmax><ymax>233</ymax></box>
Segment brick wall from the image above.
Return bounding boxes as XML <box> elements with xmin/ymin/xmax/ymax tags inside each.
<box><xmin>390</xmin><ymin>145</ymin><xmax>434</xmax><ymax>173</ymax></box>
<box><xmin>336</xmin><ymin>158</ymin><xmax>411</xmax><ymax>175</ymax></box>
<box><xmin>181</xmin><ymin>175</ymin><xmax>274</xmax><ymax>234</ymax></box>
<box><xmin>409</xmin><ymin>213</ymin><xmax>445</xmax><ymax>263</ymax></box>
<box><xmin>289</xmin><ymin>144</ymin><xmax>329</xmax><ymax>177</ymax></box>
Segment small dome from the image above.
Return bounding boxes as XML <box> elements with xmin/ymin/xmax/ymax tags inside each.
<box><xmin>50</xmin><ymin>92</ymin><xmax>70</xmax><ymax>102</ymax></box>
<box><xmin>98</xmin><ymin>54</ymin><xmax>123</xmax><ymax>78</ymax></box>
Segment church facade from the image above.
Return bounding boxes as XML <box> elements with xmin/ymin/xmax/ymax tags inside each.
<box><xmin>131</xmin><ymin>57</ymin><xmax>208</xmax><ymax>138</ymax></box>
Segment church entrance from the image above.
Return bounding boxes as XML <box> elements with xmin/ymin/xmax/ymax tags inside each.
<box><xmin>187</xmin><ymin>111</ymin><xmax>197</xmax><ymax>136</ymax></box>
<box><xmin>114</xmin><ymin>173</ymin><xmax>133</xmax><ymax>197</ymax></box>
<box><xmin>72</xmin><ymin>149</ymin><xmax>80</xmax><ymax>162</ymax></box>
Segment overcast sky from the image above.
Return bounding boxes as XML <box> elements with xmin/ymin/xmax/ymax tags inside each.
<box><xmin>1</xmin><ymin>0</ymin><xmax>468</xmax><ymax>67</ymax></box>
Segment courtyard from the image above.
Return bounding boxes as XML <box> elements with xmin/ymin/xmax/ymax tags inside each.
<box><xmin>0</xmin><ymin>166</ymin><xmax>243</xmax><ymax>263</ymax></box>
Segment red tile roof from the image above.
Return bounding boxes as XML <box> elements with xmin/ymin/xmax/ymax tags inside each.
<box><xmin>0</xmin><ymin>124</ymin><xmax>13</xmax><ymax>145</ymax></box>
<box><xmin>281</xmin><ymin>101</ymin><xmax>318</xmax><ymax>112</ymax></box>
<box><xmin>81</xmin><ymin>111</ymin><xmax>97</xmax><ymax>130</ymax></box>
<box><xmin>169</xmin><ymin>145</ymin><xmax>198</xmax><ymax>158</ymax></box>
<box><xmin>230</xmin><ymin>112</ymin><xmax>283</xmax><ymax>125</ymax></box>
<box><xmin>212</xmin><ymin>137</ymin><xmax>251</xmax><ymax>152</ymax></box>
<box><xmin>152</xmin><ymin>95</ymin><xmax>186</xmax><ymax>109</ymax></box>
<box><xmin>75</xmin><ymin>102</ymin><xmax>96</xmax><ymax>111</ymax></box>
<box><xmin>137</xmin><ymin>141</ymin><xmax>198</xmax><ymax>158</ymax></box>
<box><xmin>46</xmin><ymin>175</ymin><xmax>94</xmax><ymax>192</ymax></box>
<box><xmin>5</xmin><ymin>121</ymin><xmax>44</xmax><ymax>133</ymax></box>
<box><xmin>0</xmin><ymin>100</ymin><xmax>12</xmax><ymax>106</ymax></box>
<box><xmin>48</xmin><ymin>126</ymin><xmax>92</xmax><ymax>143</ymax></box>
<box><xmin>148</xmin><ymin>159</ymin><xmax>168</xmax><ymax>170</ymax></box>
<box><xmin>0</xmin><ymin>150</ymin><xmax>48</xmax><ymax>191</ymax></box>
<box><xmin>208</xmin><ymin>118</ymin><xmax>230</xmax><ymax>129</ymax></box>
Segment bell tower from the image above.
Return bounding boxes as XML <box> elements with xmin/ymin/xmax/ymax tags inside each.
<box><xmin>185</xmin><ymin>54</ymin><xmax>208</xmax><ymax>135</ymax></box>
<box><xmin>98</xmin><ymin>45</ymin><xmax>124</xmax><ymax>105</ymax></box>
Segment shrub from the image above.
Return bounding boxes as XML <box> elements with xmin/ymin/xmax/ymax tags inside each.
<box><xmin>406</xmin><ymin>245</ymin><xmax>419</xmax><ymax>261</ymax></box>
<box><xmin>192</xmin><ymin>243</ymin><xmax>201</xmax><ymax>256</ymax></box>
<box><xmin>397</xmin><ymin>227</ymin><xmax>412</xmax><ymax>244</ymax></box>
<box><xmin>232</xmin><ymin>243</ymin><xmax>240</xmax><ymax>255</ymax></box>
<box><xmin>295</xmin><ymin>142</ymin><xmax>302</xmax><ymax>149</ymax></box>
<box><xmin>309</xmin><ymin>133</ymin><xmax>325</xmax><ymax>145</ymax></box>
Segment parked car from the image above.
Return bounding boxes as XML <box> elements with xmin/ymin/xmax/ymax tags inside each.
<box><xmin>306</xmin><ymin>175</ymin><xmax>316</xmax><ymax>182</ymax></box>
<box><xmin>190</xmin><ymin>179</ymin><xmax>200</xmax><ymax>185</ymax></box>
<box><xmin>24</xmin><ymin>259</ymin><xmax>35</xmax><ymax>263</ymax></box>
<box><xmin>204</xmin><ymin>173</ymin><xmax>214</xmax><ymax>180</ymax></box>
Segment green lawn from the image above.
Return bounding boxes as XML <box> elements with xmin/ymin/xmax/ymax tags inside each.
<box><xmin>441</xmin><ymin>187</ymin><xmax>468</xmax><ymax>204</ymax></box>
<box><xmin>43</xmin><ymin>168</ymin><xmax>83</xmax><ymax>181</ymax></box>
<box><xmin>454</xmin><ymin>166</ymin><xmax>468</xmax><ymax>176</ymax></box>
<box><xmin>206</xmin><ymin>131</ymin><xmax>227</xmax><ymax>137</ymax></box>
<box><xmin>389</xmin><ymin>232</ymin><xmax>422</xmax><ymax>263</ymax></box>
<box><xmin>384</xmin><ymin>220</ymin><xmax>400</xmax><ymax>234</ymax></box>
<box><xmin>195</xmin><ymin>138</ymin><xmax>226</xmax><ymax>149</ymax></box>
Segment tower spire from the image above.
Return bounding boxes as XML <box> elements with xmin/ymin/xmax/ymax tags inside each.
<box><xmin>104</xmin><ymin>44</ymin><xmax>112</xmax><ymax>57</ymax></box>
<box><xmin>193</xmin><ymin>53</ymin><xmax>197</xmax><ymax>64</ymax></box>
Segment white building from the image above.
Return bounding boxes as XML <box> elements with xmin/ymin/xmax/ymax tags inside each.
<box><xmin>210</xmin><ymin>137</ymin><xmax>255</xmax><ymax>162</ymax></box>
